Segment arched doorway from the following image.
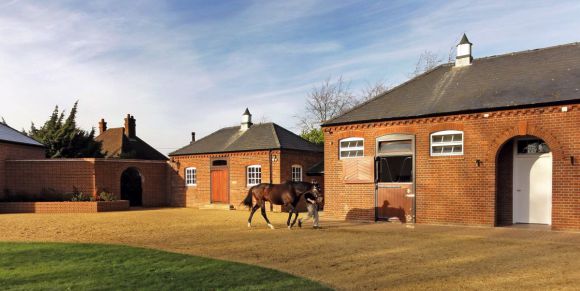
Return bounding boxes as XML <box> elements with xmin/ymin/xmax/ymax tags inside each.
<box><xmin>121</xmin><ymin>167</ymin><xmax>143</xmax><ymax>206</ymax></box>
<box><xmin>496</xmin><ymin>136</ymin><xmax>552</xmax><ymax>226</ymax></box>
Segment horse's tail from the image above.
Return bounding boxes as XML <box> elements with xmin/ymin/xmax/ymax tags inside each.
<box><xmin>242</xmin><ymin>186</ymin><xmax>254</xmax><ymax>209</ymax></box>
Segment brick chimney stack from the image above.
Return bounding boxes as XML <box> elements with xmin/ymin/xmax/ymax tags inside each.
<box><xmin>191</xmin><ymin>132</ymin><xmax>196</xmax><ymax>143</ymax></box>
<box><xmin>124</xmin><ymin>114</ymin><xmax>136</xmax><ymax>138</ymax></box>
<box><xmin>98</xmin><ymin>118</ymin><xmax>107</xmax><ymax>135</ymax></box>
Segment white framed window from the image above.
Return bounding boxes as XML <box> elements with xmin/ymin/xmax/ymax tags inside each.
<box><xmin>291</xmin><ymin>165</ymin><xmax>303</xmax><ymax>182</ymax></box>
<box><xmin>185</xmin><ymin>167</ymin><xmax>197</xmax><ymax>186</ymax></box>
<box><xmin>247</xmin><ymin>165</ymin><xmax>262</xmax><ymax>186</ymax></box>
<box><xmin>430</xmin><ymin>130</ymin><xmax>464</xmax><ymax>156</ymax></box>
<box><xmin>339</xmin><ymin>137</ymin><xmax>364</xmax><ymax>159</ymax></box>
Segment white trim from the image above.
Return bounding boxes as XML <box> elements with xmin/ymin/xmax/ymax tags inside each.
<box><xmin>247</xmin><ymin>165</ymin><xmax>262</xmax><ymax>186</ymax></box>
<box><xmin>185</xmin><ymin>167</ymin><xmax>197</xmax><ymax>186</ymax></box>
<box><xmin>291</xmin><ymin>164</ymin><xmax>303</xmax><ymax>182</ymax></box>
<box><xmin>430</xmin><ymin>130</ymin><xmax>464</xmax><ymax>156</ymax></box>
<box><xmin>339</xmin><ymin>137</ymin><xmax>364</xmax><ymax>159</ymax></box>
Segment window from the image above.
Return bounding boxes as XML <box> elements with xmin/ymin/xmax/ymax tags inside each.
<box><xmin>340</xmin><ymin>137</ymin><xmax>364</xmax><ymax>159</ymax></box>
<box><xmin>185</xmin><ymin>167</ymin><xmax>196</xmax><ymax>186</ymax></box>
<box><xmin>291</xmin><ymin>165</ymin><xmax>302</xmax><ymax>182</ymax></box>
<box><xmin>247</xmin><ymin>165</ymin><xmax>262</xmax><ymax>186</ymax></box>
<box><xmin>430</xmin><ymin>130</ymin><xmax>464</xmax><ymax>156</ymax></box>
<box><xmin>212</xmin><ymin>160</ymin><xmax>227</xmax><ymax>166</ymax></box>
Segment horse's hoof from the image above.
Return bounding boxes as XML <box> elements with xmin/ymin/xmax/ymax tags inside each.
<box><xmin>247</xmin><ymin>223</ymin><xmax>251</xmax><ymax>228</ymax></box>
<box><xmin>298</xmin><ymin>220</ymin><xmax>302</xmax><ymax>228</ymax></box>
<box><xmin>288</xmin><ymin>226</ymin><xmax>292</xmax><ymax>230</ymax></box>
<box><xmin>268</xmin><ymin>224</ymin><xmax>275</xmax><ymax>230</ymax></box>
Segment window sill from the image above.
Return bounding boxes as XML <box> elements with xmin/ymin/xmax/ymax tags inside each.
<box><xmin>186</xmin><ymin>184</ymin><xmax>197</xmax><ymax>187</ymax></box>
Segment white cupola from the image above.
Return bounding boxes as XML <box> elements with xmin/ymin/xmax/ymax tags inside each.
<box><xmin>455</xmin><ymin>33</ymin><xmax>473</xmax><ymax>67</ymax></box>
<box><xmin>241</xmin><ymin>108</ymin><xmax>253</xmax><ymax>131</ymax></box>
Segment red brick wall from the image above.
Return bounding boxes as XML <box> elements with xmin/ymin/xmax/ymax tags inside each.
<box><xmin>0</xmin><ymin>200</ymin><xmax>129</xmax><ymax>213</ymax></box>
<box><xmin>4</xmin><ymin>159</ymin><xmax>169</xmax><ymax>207</ymax></box>
<box><xmin>0</xmin><ymin>142</ymin><xmax>45</xmax><ymax>197</ymax></box>
<box><xmin>169</xmin><ymin>150</ymin><xmax>280</xmax><ymax>208</ymax></box>
<box><xmin>323</xmin><ymin>104</ymin><xmax>580</xmax><ymax>230</ymax></box>
<box><xmin>5</xmin><ymin>159</ymin><xmax>95</xmax><ymax>197</ymax></box>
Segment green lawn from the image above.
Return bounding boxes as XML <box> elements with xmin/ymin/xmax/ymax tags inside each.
<box><xmin>0</xmin><ymin>242</ymin><xmax>330</xmax><ymax>291</ymax></box>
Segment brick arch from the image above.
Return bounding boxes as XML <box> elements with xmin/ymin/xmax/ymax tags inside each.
<box><xmin>427</xmin><ymin>122</ymin><xmax>465</xmax><ymax>134</ymax></box>
<box><xmin>333</xmin><ymin>130</ymin><xmax>366</xmax><ymax>140</ymax></box>
<box><xmin>487</xmin><ymin>125</ymin><xmax>564</xmax><ymax>162</ymax></box>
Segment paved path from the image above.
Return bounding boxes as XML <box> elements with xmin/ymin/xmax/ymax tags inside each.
<box><xmin>1</xmin><ymin>208</ymin><xmax>579</xmax><ymax>290</ymax></box>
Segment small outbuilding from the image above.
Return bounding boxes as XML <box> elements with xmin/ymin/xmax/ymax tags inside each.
<box><xmin>168</xmin><ymin>109</ymin><xmax>323</xmax><ymax>209</ymax></box>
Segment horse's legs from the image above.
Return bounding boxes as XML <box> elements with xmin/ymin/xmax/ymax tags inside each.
<box><xmin>260</xmin><ymin>201</ymin><xmax>274</xmax><ymax>229</ymax></box>
<box><xmin>286</xmin><ymin>204</ymin><xmax>295</xmax><ymax>228</ymax></box>
<box><xmin>290</xmin><ymin>206</ymin><xmax>300</xmax><ymax>227</ymax></box>
<box><xmin>248</xmin><ymin>204</ymin><xmax>260</xmax><ymax>228</ymax></box>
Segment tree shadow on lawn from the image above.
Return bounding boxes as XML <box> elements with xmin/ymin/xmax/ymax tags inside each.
<box><xmin>0</xmin><ymin>242</ymin><xmax>331</xmax><ymax>291</ymax></box>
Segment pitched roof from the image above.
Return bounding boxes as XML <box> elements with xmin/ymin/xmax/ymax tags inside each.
<box><xmin>95</xmin><ymin>127</ymin><xmax>167</xmax><ymax>160</ymax></box>
<box><xmin>459</xmin><ymin>33</ymin><xmax>472</xmax><ymax>45</ymax></box>
<box><xmin>324</xmin><ymin>42</ymin><xmax>580</xmax><ymax>126</ymax></box>
<box><xmin>0</xmin><ymin>123</ymin><xmax>44</xmax><ymax>147</ymax></box>
<box><xmin>306</xmin><ymin>161</ymin><xmax>324</xmax><ymax>176</ymax></box>
<box><xmin>170</xmin><ymin>123</ymin><xmax>322</xmax><ymax>156</ymax></box>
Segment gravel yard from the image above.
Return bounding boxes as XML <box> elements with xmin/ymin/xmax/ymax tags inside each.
<box><xmin>1</xmin><ymin>208</ymin><xmax>579</xmax><ymax>290</ymax></box>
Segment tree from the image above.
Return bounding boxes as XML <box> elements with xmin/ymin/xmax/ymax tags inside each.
<box><xmin>0</xmin><ymin>117</ymin><xmax>6</xmax><ymax>125</ymax></box>
<box><xmin>300</xmin><ymin>128</ymin><xmax>324</xmax><ymax>145</ymax></box>
<box><xmin>28</xmin><ymin>101</ymin><xmax>103</xmax><ymax>158</ymax></box>
<box><xmin>359</xmin><ymin>79</ymin><xmax>391</xmax><ymax>102</ymax></box>
<box><xmin>409</xmin><ymin>50</ymin><xmax>443</xmax><ymax>77</ymax></box>
<box><xmin>298</xmin><ymin>76</ymin><xmax>356</xmax><ymax>132</ymax></box>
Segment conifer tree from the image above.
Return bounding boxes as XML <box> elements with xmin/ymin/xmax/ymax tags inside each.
<box><xmin>28</xmin><ymin>101</ymin><xmax>103</xmax><ymax>158</ymax></box>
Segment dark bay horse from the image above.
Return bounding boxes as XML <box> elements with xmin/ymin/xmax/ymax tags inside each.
<box><xmin>242</xmin><ymin>181</ymin><xmax>321</xmax><ymax>229</ymax></box>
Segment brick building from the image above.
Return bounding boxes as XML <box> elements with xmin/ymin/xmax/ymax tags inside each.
<box><xmin>96</xmin><ymin>114</ymin><xmax>167</xmax><ymax>160</ymax></box>
<box><xmin>168</xmin><ymin>109</ymin><xmax>323</xmax><ymax>209</ymax></box>
<box><xmin>322</xmin><ymin>36</ymin><xmax>580</xmax><ymax>230</ymax></box>
<box><xmin>0</xmin><ymin>123</ymin><xmax>46</xmax><ymax>197</ymax></box>
<box><xmin>1</xmin><ymin>116</ymin><xmax>169</xmax><ymax>207</ymax></box>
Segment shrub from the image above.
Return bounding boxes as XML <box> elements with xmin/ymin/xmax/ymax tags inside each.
<box><xmin>70</xmin><ymin>187</ymin><xmax>93</xmax><ymax>202</ymax></box>
<box><xmin>97</xmin><ymin>191</ymin><xmax>116</xmax><ymax>201</ymax></box>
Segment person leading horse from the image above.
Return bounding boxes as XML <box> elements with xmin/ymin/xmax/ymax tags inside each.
<box><xmin>242</xmin><ymin>181</ymin><xmax>321</xmax><ymax>229</ymax></box>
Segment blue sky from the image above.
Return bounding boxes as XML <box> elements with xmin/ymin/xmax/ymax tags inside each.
<box><xmin>1</xmin><ymin>0</ymin><xmax>580</xmax><ymax>154</ymax></box>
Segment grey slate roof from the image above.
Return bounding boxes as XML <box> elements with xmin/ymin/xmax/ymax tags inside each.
<box><xmin>324</xmin><ymin>42</ymin><xmax>580</xmax><ymax>126</ymax></box>
<box><xmin>306</xmin><ymin>161</ymin><xmax>324</xmax><ymax>176</ymax></box>
<box><xmin>170</xmin><ymin>123</ymin><xmax>322</xmax><ymax>156</ymax></box>
<box><xmin>0</xmin><ymin>123</ymin><xmax>44</xmax><ymax>147</ymax></box>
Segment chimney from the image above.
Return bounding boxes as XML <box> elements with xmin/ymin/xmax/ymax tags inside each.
<box><xmin>455</xmin><ymin>33</ymin><xmax>473</xmax><ymax>67</ymax></box>
<box><xmin>98</xmin><ymin>118</ymin><xmax>107</xmax><ymax>135</ymax></box>
<box><xmin>241</xmin><ymin>108</ymin><xmax>253</xmax><ymax>131</ymax></box>
<box><xmin>124</xmin><ymin>114</ymin><xmax>136</xmax><ymax>138</ymax></box>
<box><xmin>191</xmin><ymin>132</ymin><xmax>196</xmax><ymax>143</ymax></box>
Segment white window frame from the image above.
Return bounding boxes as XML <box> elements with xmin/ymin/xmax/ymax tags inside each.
<box><xmin>339</xmin><ymin>137</ymin><xmax>364</xmax><ymax>159</ymax></box>
<box><xmin>185</xmin><ymin>167</ymin><xmax>197</xmax><ymax>186</ymax></box>
<box><xmin>430</xmin><ymin>130</ymin><xmax>464</xmax><ymax>156</ymax></box>
<box><xmin>247</xmin><ymin>165</ymin><xmax>262</xmax><ymax>186</ymax></box>
<box><xmin>291</xmin><ymin>165</ymin><xmax>303</xmax><ymax>182</ymax></box>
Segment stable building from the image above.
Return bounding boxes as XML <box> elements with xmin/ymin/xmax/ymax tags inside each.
<box><xmin>0</xmin><ymin>123</ymin><xmax>46</xmax><ymax>197</ymax></box>
<box><xmin>322</xmin><ymin>35</ymin><xmax>580</xmax><ymax>230</ymax></box>
<box><xmin>168</xmin><ymin>109</ymin><xmax>323</xmax><ymax>209</ymax></box>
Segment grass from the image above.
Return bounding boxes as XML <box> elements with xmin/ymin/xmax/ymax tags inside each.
<box><xmin>0</xmin><ymin>242</ymin><xmax>330</xmax><ymax>291</ymax></box>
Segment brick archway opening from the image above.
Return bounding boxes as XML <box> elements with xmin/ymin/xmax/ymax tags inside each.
<box><xmin>495</xmin><ymin>135</ymin><xmax>553</xmax><ymax>226</ymax></box>
<box><xmin>121</xmin><ymin>167</ymin><xmax>143</xmax><ymax>207</ymax></box>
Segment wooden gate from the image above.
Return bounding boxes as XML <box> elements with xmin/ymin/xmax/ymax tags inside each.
<box><xmin>211</xmin><ymin>168</ymin><xmax>229</xmax><ymax>203</ymax></box>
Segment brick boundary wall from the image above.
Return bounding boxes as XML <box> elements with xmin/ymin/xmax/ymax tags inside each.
<box><xmin>4</xmin><ymin>159</ymin><xmax>169</xmax><ymax>207</ymax></box>
<box><xmin>323</xmin><ymin>103</ymin><xmax>579</xmax><ymax>230</ymax></box>
<box><xmin>0</xmin><ymin>200</ymin><xmax>129</xmax><ymax>213</ymax></box>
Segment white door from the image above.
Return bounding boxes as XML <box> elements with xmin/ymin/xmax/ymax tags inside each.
<box><xmin>513</xmin><ymin>151</ymin><xmax>552</xmax><ymax>225</ymax></box>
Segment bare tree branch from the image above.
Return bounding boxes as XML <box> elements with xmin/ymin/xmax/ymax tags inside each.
<box><xmin>409</xmin><ymin>50</ymin><xmax>443</xmax><ymax>78</ymax></box>
<box><xmin>359</xmin><ymin>79</ymin><xmax>391</xmax><ymax>102</ymax></box>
